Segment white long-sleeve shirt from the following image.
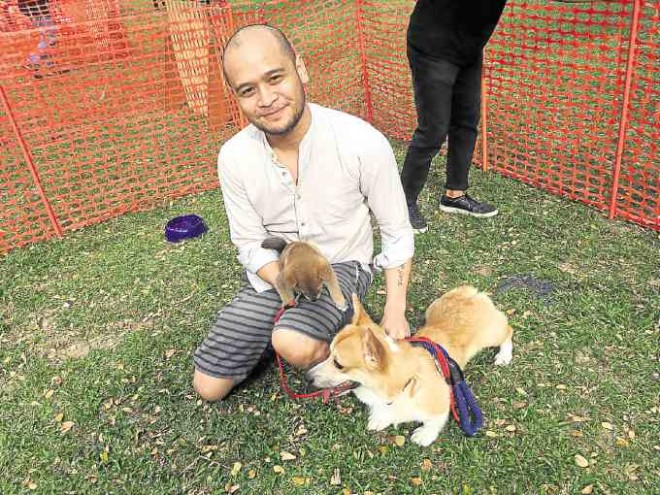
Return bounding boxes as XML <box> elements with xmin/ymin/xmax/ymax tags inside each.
<box><xmin>218</xmin><ymin>103</ymin><xmax>414</xmax><ymax>292</ymax></box>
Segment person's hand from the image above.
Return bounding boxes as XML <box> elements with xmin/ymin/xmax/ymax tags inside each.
<box><xmin>380</xmin><ymin>306</ymin><xmax>410</xmax><ymax>340</ymax></box>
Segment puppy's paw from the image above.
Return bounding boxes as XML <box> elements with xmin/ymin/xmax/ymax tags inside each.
<box><xmin>411</xmin><ymin>425</ymin><xmax>439</xmax><ymax>447</ymax></box>
<box><xmin>494</xmin><ymin>342</ymin><xmax>513</xmax><ymax>366</ymax></box>
<box><xmin>367</xmin><ymin>414</ymin><xmax>392</xmax><ymax>431</ymax></box>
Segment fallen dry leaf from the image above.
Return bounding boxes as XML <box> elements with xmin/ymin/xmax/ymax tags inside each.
<box><xmin>575</xmin><ymin>454</ymin><xmax>589</xmax><ymax>468</ymax></box>
<box><xmin>330</xmin><ymin>468</ymin><xmax>342</xmax><ymax>485</ymax></box>
<box><xmin>280</xmin><ymin>451</ymin><xmax>297</xmax><ymax>461</ymax></box>
<box><xmin>512</xmin><ymin>401</ymin><xmax>527</xmax><ymax>409</ymax></box>
<box><xmin>505</xmin><ymin>424</ymin><xmax>517</xmax><ymax>432</ymax></box>
<box><xmin>581</xmin><ymin>485</ymin><xmax>594</xmax><ymax>494</ymax></box>
<box><xmin>393</xmin><ymin>435</ymin><xmax>406</xmax><ymax>447</ymax></box>
<box><xmin>410</xmin><ymin>477</ymin><xmax>423</xmax><ymax>486</ymax></box>
<box><xmin>60</xmin><ymin>421</ymin><xmax>75</xmax><ymax>434</ymax></box>
<box><xmin>601</xmin><ymin>422</ymin><xmax>614</xmax><ymax>431</ymax></box>
<box><xmin>616</xmin><ymin>437</ymin><xmax>630</xmax><ymax>448</ymax></box>
<box><xmin>291</xmin><ymin>476</ymin><xmax>307</xmax><ymax>486</ymax></box>
<box><xmin>570</xmin><ymin>430</ymin><xmax>584</xmax><ymax>438</ymax></box>
<box><xmin>421</xmin><ymin>458</ymin><xmax>433</xmax><ymax>471</ymax></box>
<box><xmin>273</xmin><ymin>465</ymin><xmax>285</xmax><ymax>474</ymax></box>
<box><xmin>247</xmin><ymin>469</ymin><xmax>257</xmax><ymax>479</ymax></box>
<box><xmin>54</xmin><ymin>412</ymin><xmax>64</xmax><ymax>423</ymax></box>
<box><xmin>164</xmin><ymin>349</ymin><xmax>177</xmax><ymax>359</ymax></box>
<box><xmin>44</xmin><ymin>389</ymin><xmax>54</xmax><ymax>399</ymax></box>
<box><xmin>224</xmin><ymin>483</ymin><xmax>239</xmax><ymax>494</ymax></box>
<box><xmin>485</xmin><ymin>430</ymin><xmax>498</xmax><ymax>438</ymax></box>
<box><xmin>231</xmin><ymin>462</ymin><xmax>242</xmax><ymax>477</ymax></box>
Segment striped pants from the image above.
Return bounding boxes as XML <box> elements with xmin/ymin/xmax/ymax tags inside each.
<box><xmin>194</xmin><ymin>261</ymin><xmax>372</xmax><ymax>382</ymax></box>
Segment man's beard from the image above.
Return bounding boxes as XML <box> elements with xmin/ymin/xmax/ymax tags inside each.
<box><xmin>254</xmin><ymin>92</ymin><xmax>306</xmax><ymax>137</ymax></box>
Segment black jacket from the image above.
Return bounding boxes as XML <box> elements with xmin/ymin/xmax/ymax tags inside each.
<box><xmin>407</xmin><ymin>0</ymin><xmax>508</xmax><ymax>66</ymax></box>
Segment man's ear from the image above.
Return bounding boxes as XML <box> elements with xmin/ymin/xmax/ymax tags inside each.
<box><xmin>295</xmin><ymin>54</ymin><xmax>309</xmax><ymax>85</ymax></box>
<box><xmin>351</xmin><ymin>294</ymin><xmax>375</xmax><ymax>326</ymax></box>
<box><xmin>361</xmin><ymin>327</ymin><xmax>386</xmax><ymax>371</ymax></box>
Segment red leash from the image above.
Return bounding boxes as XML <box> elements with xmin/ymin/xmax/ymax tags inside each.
<box><xmin>273</xmin><ymin>299</ymin><xmax>355</xmax><ymax>403</ymax></box>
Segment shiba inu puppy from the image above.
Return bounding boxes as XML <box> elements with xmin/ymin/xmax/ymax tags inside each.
<box><xmin>307</xmin><ymin>286</ymin><xmax>513</xmax><ymax>446</ymax></box>
<box><xmin>261</xmin><ymin>236</ymin><xmax>347</xmax><ymax>310</ymax></box>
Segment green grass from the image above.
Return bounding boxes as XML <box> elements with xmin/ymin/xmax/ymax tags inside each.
<box><xmin>1</xmin><ymin>146</ymin><xmax>659</xmax><ymax>495</ymax></box>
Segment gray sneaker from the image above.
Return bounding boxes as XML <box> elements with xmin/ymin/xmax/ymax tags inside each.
<box><xmin>407</xmin><ymin>204</ymin><xmax>428</xmax><ymax>234</ymax></box>
<box><xmin>439</xmin><ymin>194</ymin><xmax>498</xmax><ymax>218</ymax></box>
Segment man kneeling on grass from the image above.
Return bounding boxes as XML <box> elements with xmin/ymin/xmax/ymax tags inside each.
<box><xmin>192</xmin><ymin>24</ymin><xmax>414</xmax><ymax>401</ymax></box>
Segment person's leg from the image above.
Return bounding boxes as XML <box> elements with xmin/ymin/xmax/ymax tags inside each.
<box><xmin>401</xmin><ymin>45</ymin><xmax>460</xmax><ymax>208</ymax></box>
<box><xmin>271</xmin><ymin>331</ymin><xmax>328</xmax><ymax>368</ymax></box>
<box><xmin>445</xmin><ymin>54</ymin><xmax>482</xmax><ymax>195</ymax></box>
<box><xmin>192</xmin><ymin>284</ymin><xmax>281</xmax><ymax>401</ymax></box>
<box><xmin>272</xmin><ymin>262</ymin><xmax>372</xmax><ymax>369</ymax></box>
<box><xmin>440</xmin><ymin>54</ymin><xmax>498</xmax><ymax>217</ymax></box>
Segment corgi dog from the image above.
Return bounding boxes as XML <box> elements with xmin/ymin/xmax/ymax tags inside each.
<box><xmin>307</xmin><ymin>286</ymin><xmax>513</xmax><ymax>446</ymax></box>
<box><xmin>261</xmin><ymin>236</ymin><xmax>347</xmax><ymax>310</ymax></box>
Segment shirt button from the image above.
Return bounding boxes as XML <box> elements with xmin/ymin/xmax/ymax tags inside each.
<box><xmin>301</xmin><ymin>222</ymin><xmax>306</xmax><ymax>226</ymax></box>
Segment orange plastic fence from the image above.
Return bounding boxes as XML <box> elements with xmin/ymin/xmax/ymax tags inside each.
<box><xmin>1</xmin><ymin>0</ymin><xmax>658</xmax><ymax>254</ymax></box>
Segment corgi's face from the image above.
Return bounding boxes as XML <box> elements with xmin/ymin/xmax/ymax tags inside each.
<box><xmin>307</xmin><ymin>295</ymin><xmax>392</xmax><ymax>394</ymax></box>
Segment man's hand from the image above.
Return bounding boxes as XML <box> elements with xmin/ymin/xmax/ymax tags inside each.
<box><xmin>380</xmin><ymin>305</ymin><xmax>410</xmax><ymax>340</ymax></box>
<box><xmin>381</xmin><ymin>259</ymin><xmax>412</xmax><ymax>340</ymax></box>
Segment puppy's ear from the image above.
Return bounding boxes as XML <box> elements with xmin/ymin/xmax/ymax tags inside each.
<box><xmin>361</xmin><ymin>327</ymin><xmax>386</xmax><ymax>371</ymax></box>
<box><xmin>351</xmin><ymin>294</ymin><xmax>375</xmax><ymax>326</ymax></box>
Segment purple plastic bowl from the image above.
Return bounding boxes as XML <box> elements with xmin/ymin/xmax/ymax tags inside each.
<box><xmin>165</xmin><ymin>214</ymin><xmax>207</xmax><ymax>242</ymax></box>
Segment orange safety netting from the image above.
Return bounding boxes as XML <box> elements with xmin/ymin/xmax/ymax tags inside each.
<box><xmin>1</xmin><ymin>0</ymin><xmax>658</xmax><ymax>254</ymax></box>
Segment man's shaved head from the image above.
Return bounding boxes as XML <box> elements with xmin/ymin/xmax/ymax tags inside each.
<box><xmin>220</xmin><ymin>24</ymin><xmax>310</xmax><ymax>138</ymax></box>
<box><xmin>222</xmin><ymin>24</ymin><xmax>296</xmax><ymax>80</ymax></box>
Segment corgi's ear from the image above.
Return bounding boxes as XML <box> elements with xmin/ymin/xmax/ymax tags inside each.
<box><xmin>403</xmin><ymin>376</ymin><xmax>418</xmax><ymax>397</ymax></box>
<box><xmin>351</xmin><ymin>294</ymin><xmax>375</xmax><ymax>326</ymax></box>
<box><xmin>361</xmin><ymin>327</ymin><xmax>386</xmax><ymax>371</ymax></box>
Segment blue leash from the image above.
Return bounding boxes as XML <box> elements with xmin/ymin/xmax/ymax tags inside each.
<box><xmin>438</xmin><ymin>345</ymin><xmax>483</xmax><ymax>436</ymax></box>
<box><xmin>408</xmin><ymin>337</ymin><xmax>483</xmax><ymax>437</ymax></box>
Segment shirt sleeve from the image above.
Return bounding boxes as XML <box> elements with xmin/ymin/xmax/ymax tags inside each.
<box><xmin>218</xmin><ymin>147</ymin><xmax>279</xmax><ymax>277</ymax></box>
<box><xmin>357</xmin><ymin>129</ymin><xmax>415</xmax><ymax>270</ymax></box>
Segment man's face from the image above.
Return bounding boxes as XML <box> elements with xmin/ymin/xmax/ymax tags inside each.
<box><xmin>224</xmin><ymin>34</ymin><xmax>308</xmax><ymax>136</ymax></box>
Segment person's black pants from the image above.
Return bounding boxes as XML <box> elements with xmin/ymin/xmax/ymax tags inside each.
<box><xmin>401</xmin><ymin>45</ymin><xmax>483</xmax><ymax>206</ymax></box>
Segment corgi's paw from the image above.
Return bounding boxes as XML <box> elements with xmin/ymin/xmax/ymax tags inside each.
<box><xmin>367</xmin><ymin>414</ymin><xmax>392</xmax><ymax>431</ymax></box>
<box><xmin>494</xmin><ymin>341</ymin><xmax>513</xmax><ymax>366</ymax></box>
<box><xmin>411</xmin><ymin>425</ymin><xmax>439</xmax><ymax>447</ymax></box>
